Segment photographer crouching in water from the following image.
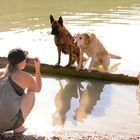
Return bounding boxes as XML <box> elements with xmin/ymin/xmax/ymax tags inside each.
<box><xmin>0</xmin><ymin>48</ymin><xmax>42</xmax><ymax>135</ymax></box>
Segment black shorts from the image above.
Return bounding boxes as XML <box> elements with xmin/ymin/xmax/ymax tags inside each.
<box><xmin>8</xmin><ymin>109</ymin><xmax>24</xmax><ymax>131</ymax></box>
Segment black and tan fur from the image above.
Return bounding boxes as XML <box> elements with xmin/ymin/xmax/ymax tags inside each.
<box><xmin>50</xmin><ymin>15</ymin><xmax>80</xmax><ymax>67</ymax></box>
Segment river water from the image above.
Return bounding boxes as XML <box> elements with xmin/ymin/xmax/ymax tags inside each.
<box><xmin>0</xmin><ymin>0</ymin><xmax>140</xmax><ymax>136</ymax></box>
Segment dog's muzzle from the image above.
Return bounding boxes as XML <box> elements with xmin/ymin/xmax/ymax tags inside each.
<box><xmin>51</xmin><ymin>26</ymin><xmax>58</xmax><ymax>35</ymax></box>
<box><xmin>51</xmin><ymin>30</ymin><xmax>56</xmax><ymax>35</ymax></box>
<box><xmin>74</xmin><ymin>41</ymin><xmax>80</xmax><ymax>48</ymax></box>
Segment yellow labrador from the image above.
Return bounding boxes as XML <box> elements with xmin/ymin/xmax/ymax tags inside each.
<box><xmin>74</xmin><ymin>32</ymin><xmax>121</xmax><ymax>72</ymax></box>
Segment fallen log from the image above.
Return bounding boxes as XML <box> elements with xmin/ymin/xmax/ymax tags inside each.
<box><xmin>0</xmin><ymin>56</ymin><xmax>138</xmax><ymax>84</ymax></box>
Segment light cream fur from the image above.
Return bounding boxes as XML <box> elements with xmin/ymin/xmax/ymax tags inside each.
<box><xmin>75</xmin><ymin>32</ymin><xmax>121</xmax><ymax>72</ymax></box>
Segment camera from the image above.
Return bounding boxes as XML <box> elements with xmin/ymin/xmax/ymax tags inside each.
<box><xmin>26</xmin><ymin>58</ymin><xmax>35</xmax><ymax>64</ymax></box>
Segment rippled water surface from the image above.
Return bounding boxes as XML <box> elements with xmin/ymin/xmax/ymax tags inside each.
<box><xmin>0</xmin><ymin>0</ymin><xmax>140</xmax><ymax>136</ymax></box>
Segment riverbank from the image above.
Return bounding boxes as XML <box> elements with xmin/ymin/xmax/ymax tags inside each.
<box><xmin>1</xmin><ymin>131</ymin><xmax>140</xmax><ymax>140</ymax></box>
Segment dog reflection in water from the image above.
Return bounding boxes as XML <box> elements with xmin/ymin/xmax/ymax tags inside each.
<box><xmin>52</xmin><ymin>79</ymin><xmax>80</xmax><ymax>126</ymax></box>
<box><xmin>52</xmin><ymin>78</ymin><xmax>106</xmax><ymax>125</ymax></box>
<box><xmin>74</xmin><ymin>80</ymin><xmax>105</xmax><ymax>122</ymax></box>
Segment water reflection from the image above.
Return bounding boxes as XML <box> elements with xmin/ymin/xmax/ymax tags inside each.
<box><xmin>74</xmin><ymin>80</ymin><xmax>106</xmax><ymax>122</ymax></box>
<box><xmin>52</xmin><ymin>78</ymin><xmax>80</xmax><ymax>126</ymax></box>
<box><xmin>52</xmin><ymin>78</ymin><xmax>109</xmax><ymax>126</ymax></box>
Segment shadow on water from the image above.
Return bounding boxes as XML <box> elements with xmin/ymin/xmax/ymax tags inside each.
<box><xmin>52</xmin><ymin>76</ymin><xmax>111</xmax><ymax>126</ymax></box>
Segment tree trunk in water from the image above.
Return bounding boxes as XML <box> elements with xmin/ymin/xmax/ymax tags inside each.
<box><xmin>0</xmin><ymin>57</ymin><xmax>138</xmax><ymax>84</ymax></box>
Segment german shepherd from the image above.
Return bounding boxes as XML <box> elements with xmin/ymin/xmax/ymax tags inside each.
<box><xmin>50</xmin><ymin>15</ymin><xmax>80</xmax><ymax>67</ymax></box>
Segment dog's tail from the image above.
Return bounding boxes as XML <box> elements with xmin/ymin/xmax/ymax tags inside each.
<box><xmin>94</xmin><ymin>63</ymin><xmax>121</xmax><ymax>73</ymax></box>
<box><xmin>109</xmin><ymin>53</ymin><xmax>121</xmax><ymax>59</ymax></box>
<box><xmin>108</xmin><ymin>63</ymin><xmax>121</xmax><ymax>72</ymax></box>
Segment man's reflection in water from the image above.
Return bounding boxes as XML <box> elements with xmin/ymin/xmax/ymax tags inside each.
<box><xmin>52</xmin><ymin>78</ymin><xmax>80</xmax><ymax>126</ymax></box>
<box><xmin>74</xmin><ymin>80</ymin><xmax>105</xmax><ymax>122</ymax></box>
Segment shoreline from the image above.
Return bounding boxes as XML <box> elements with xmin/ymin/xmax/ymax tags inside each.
<box><xmin>1</xmin><ymin>131</ymin><xmax>140</xmax><ymax>140</ymax></box>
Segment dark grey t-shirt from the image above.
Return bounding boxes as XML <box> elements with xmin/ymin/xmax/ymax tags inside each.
<box><xmin>0</xmin><ymin>76</ymin><xmax>23</xmax><ymax>132</ymax></box>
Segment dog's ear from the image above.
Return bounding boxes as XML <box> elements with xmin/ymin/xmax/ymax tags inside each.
<box><xmin>84</xmin><ymin>33</ymin><xmax>90</xmax><ymax>45</ymax></box>
<box><xmin>50</xmin><ymin>15</ymin><xmax>54</xmax><ymax>24</ymax></box>
<box><xmin>58</xmin><ymin>16</ymin><xmax>63</xmax><ymax>26</ymax></box>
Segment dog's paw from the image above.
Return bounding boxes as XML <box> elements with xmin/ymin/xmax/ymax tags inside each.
<box><xmin>88</xmin><ymin>69</ymin><xmax>92</xmax><ymax>72</ymax></box>
<box><xmin>76</xmin><ymin>66</ymin><xmax>80</xmax><ymax>71</ymax></box>
<box><xmin>65</xmin><ymin>64</ymin><xmax>71</xmax><ymax>67</ymax></box>
<box><xmin>54</xmin><ymin>63</ymin><xmax>60</xmax><ymax>67</ymax></box>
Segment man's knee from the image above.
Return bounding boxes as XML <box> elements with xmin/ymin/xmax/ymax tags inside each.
<box><xmin>20</xmin><ymin>90</ymin><xmax>35</xmax><ymax>119</ymax></box>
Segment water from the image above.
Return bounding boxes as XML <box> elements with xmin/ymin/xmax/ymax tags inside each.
<box><xmin>0</xmin><ymin>0</ymin><xmax>140</xmax><ymax>136</ymax></box>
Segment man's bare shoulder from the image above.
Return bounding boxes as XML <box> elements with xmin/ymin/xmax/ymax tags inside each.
<box><xmin>13</xmin><ymin>70</ymin><xmax>34</xmax><ymax>80</ymax></box>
